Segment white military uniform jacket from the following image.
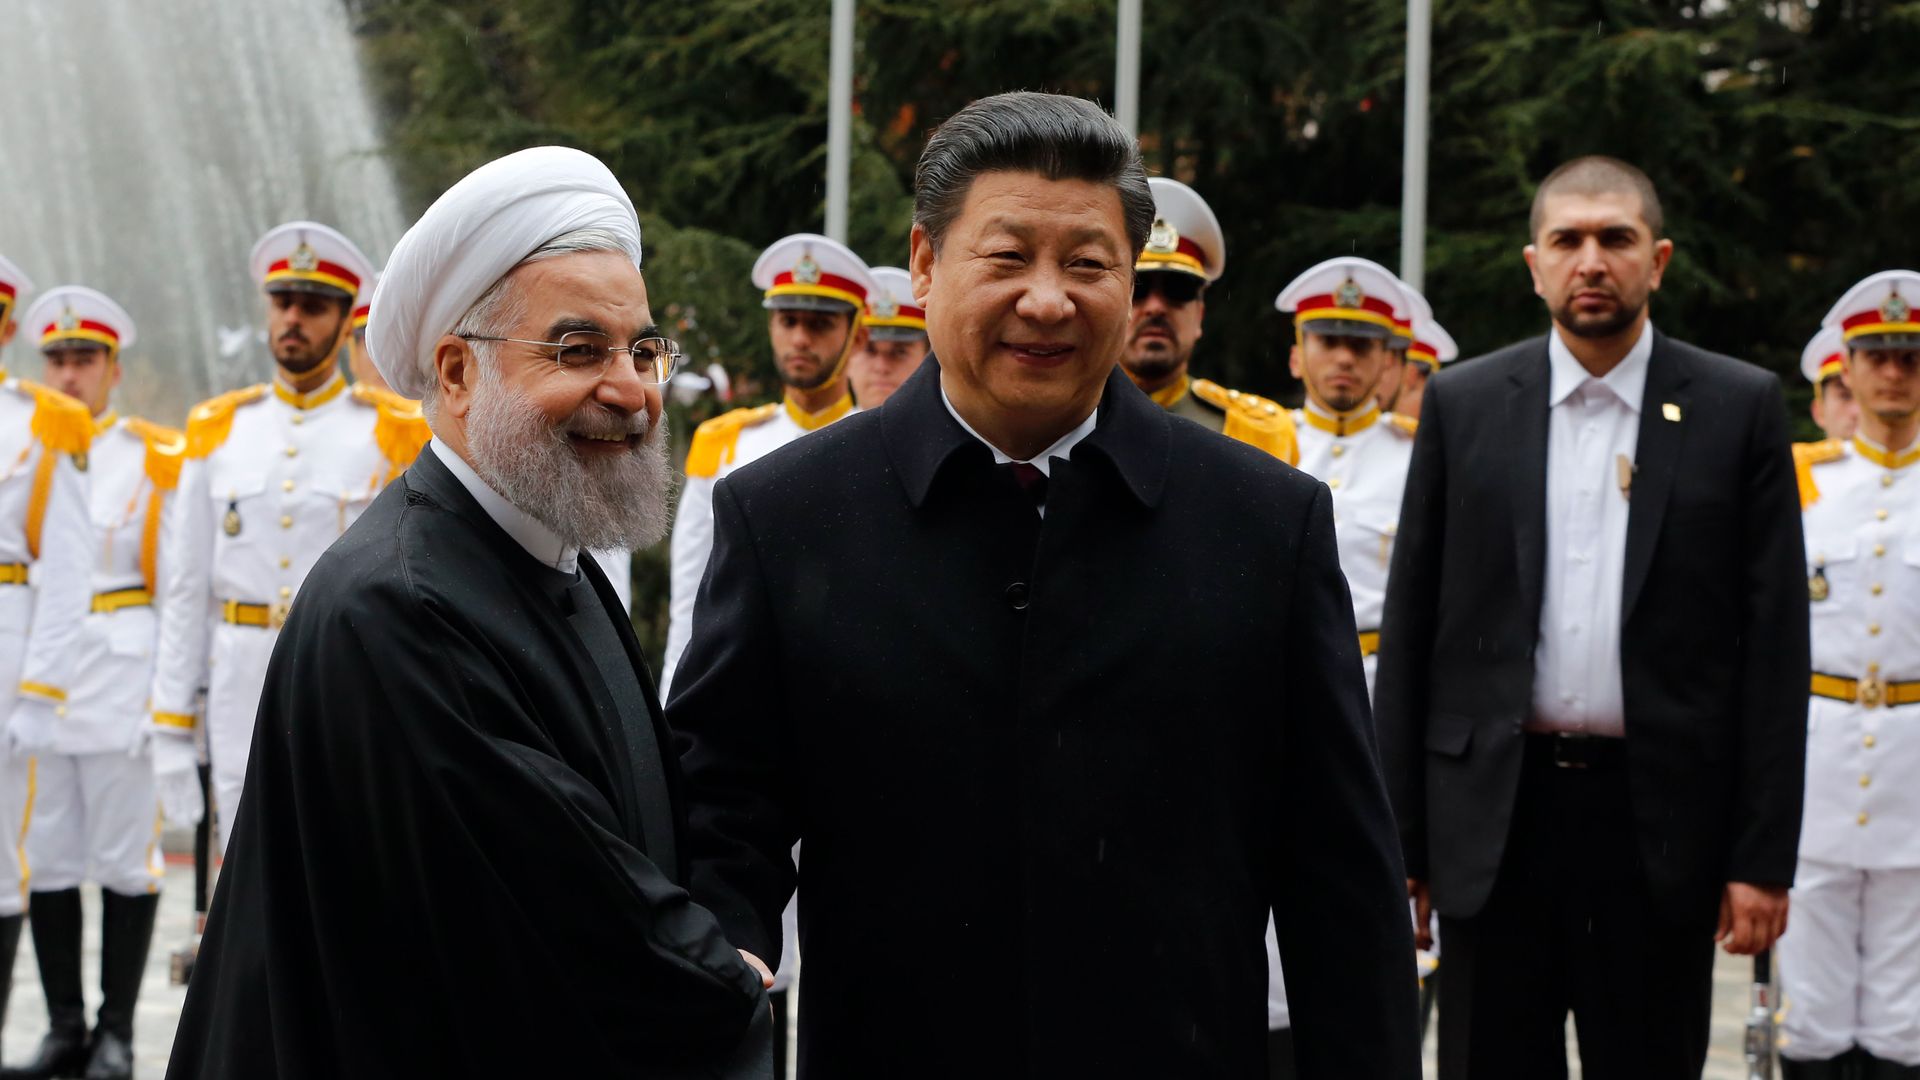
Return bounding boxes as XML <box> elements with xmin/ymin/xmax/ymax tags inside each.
<box><xmin>1800</xmin><ymin>436</ymin><xmax>1920</xmax><ymax>868</ymax></box>
<box><xmin>149</xmin><ymin>373</ymin><xmax>427</xmax><ymax>848</ymax></box>
<box><xmin>661</xmin><ymin>394</ymin><xmax>856</xmax><ymax>697</ymax></box>
<box><xmin>0</xmin><ymin>373</ymin><xmax>93</xmax><ymax>722</ymax></box>
<box><xmin>60</xmin><ymin>413</ymin><xmax>182</xmax><ymax>755</ymax></box>
<box><xmin>1267</xmin><ymin>398</ymin><xmax>1416</xmax><ymax>1031</ymax></box>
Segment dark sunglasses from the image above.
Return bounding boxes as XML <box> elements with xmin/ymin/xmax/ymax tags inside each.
<box><xmin>1132</xmin><ymin>273</ymin><xmax>1204</xmax><ymax>306</ymax></box>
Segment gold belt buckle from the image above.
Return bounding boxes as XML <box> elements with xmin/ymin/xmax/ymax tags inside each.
<box><xmin>268</xmin><ymin>601</ymin><xmax>292</xmax><ymax>630</ymax></box>
<box><xmin>1860</xmin><ymin>675</ymin><xmax>1886</xmax><ymax>709</ymax></box>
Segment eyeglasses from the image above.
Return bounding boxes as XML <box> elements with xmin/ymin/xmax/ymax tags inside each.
<box><xmin>1132</xmin><ymin>273</ymin><xmax>1204</xmax><ymax>306</ymax></box>
<box><xmin>459</xmin><ymin>330</ymin><xmax>681</xmax><ymax>384</ymax></box>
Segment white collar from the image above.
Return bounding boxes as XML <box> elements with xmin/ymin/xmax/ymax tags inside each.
<box><xmin>1548</xmin><ymin>320</ymin><xmax>1653</xmax><ymax>412</ymax></box>
<box><xmin>938</xmin><ymin>384</ymin><xmax>1097</xmax><ymax>478</ymax></box>
<box><xmin>427</xmin><ymin>439</ymin><xmax>579</xmax><ymax>575</ymax></box>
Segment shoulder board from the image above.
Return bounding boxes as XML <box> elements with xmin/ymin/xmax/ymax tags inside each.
<box><xmin>1793</xmin><ymin>438</ymin><xmax>1846</xmax><ymax>511</ymax></box>
<box><xmin>1191</xmin><ymin>380</ymin><xmax>1299</xmax><ymax>466</ymax></box>
<box><xmin>686</xmin><ymin>403</ymin><xmax>780</xmax><ymax>479</ymax></box>
<box><xmin>1389</xmin><ymin>414</ymin><xmax>1419</xmax><ymax>437</ymax></box>
<box><xmin>20</xmin><ymin>381</ymin><xmax>94</xmax><ymax>459</ymax></box>
<box><xmin>185</xmin><ymin>385</ymin><xmax>269</xmax><ymax>460</ymax></box>
<box><xmin>352</xmin><ymin>384</ymin><xmax>433</xmax><ymax>475</ymax></box>
<box><xmin>124</xmin><ymin>417</ymin><xmax>187</xmax><ymax>491</ymax></box>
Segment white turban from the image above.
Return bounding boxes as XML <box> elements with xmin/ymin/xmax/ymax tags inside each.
<box><xmin>368</xmin><ymin>146</ymin><xmax>643</xmax><ymax>399</ymax></box>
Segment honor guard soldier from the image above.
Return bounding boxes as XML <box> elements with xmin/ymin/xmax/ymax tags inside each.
<box><xmin>1262</xmin><ymin>257</ymin><xmax>1420</xmax><ymax>1079</ymax></box>
<box><xmin>1385</xmin><ymin>286</ymin><xmax>1458</xmax><ymax>421</ymax></box>
<box><xmin>662</xmin><ymin>233</ymin><xmax>875</xmax><ymax>694</ymax></box>
<box><xmin>1121</xmin><ymin>177</ymin><xmax>1295</xmax><ymax>460</ymax></box>
<box><xmin>1804</xmin><ymin>324</ymin><xmax>1861</xmax><ymax>444</ymax></box>
<box><xmin>848</xmin><ymin>266</ymin><xmax>930</xmax><ymax>409</ymax></box>
<box><xmin>7</xmin><ymin>287</ymin><xmax>176</xmax><ymax>1080</ymax></box>
<box><xmin>1778</xmin><ymin>270</ymin><xmax>1920</xmax><ymax>1079</ymax></box>
<box><xmin>0</xmin><ymin>257</ymin><xmax>94</xmax><ymax>1067</ymax></box>
<box><xmin>147</xmin><ymin>222</ymin><xmax>430</xmax><ymax>854</ymax></box>
<box><xmin>345</xmin><ymin>271</ymin><xmax>391</xmax><ymax>392</ymax></box>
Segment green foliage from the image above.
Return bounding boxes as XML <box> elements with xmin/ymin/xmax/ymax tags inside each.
<box><xmin>348</xmin><ymin>0</ymin><xmax>1920</xmax><ymax>658</ymax></box>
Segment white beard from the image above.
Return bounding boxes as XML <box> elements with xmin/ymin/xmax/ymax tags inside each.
<box><xmin>466</xmin><ymin>365</ymin><xmax>672</xmax><ymax>551</ymax></box>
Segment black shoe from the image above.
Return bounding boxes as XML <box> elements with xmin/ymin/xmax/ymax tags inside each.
<box><xmin>79</xmin><ymin>1030</ymin><xmax>132</xmax><ymax>1080</ymax></box>
<box><xmin>93</xmin><ymin>892</ymin><xmax>158</xmax><ymax>1050</ymax></box>
<box><xmin>1</xmin><ymin>889</ymin><xmax>88</xmax><ymax>1079</ymax></box>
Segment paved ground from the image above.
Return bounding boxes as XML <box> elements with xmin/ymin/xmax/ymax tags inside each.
<box><xmin>0</xmin><ymin>851</ymin><xmax>1767</xmax><ymax>1077</ymax></box>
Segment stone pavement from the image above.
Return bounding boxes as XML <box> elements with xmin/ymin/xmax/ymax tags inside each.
<box><xmin>0</xmin><ymin>853</ymin><xmax>1769</xmax><ymax>1078</ymax></box>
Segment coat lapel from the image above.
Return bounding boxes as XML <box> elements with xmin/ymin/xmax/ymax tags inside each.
<box><xmin>1622</xmin><ymin>332</ymin><xmax>1691</xmax><ymax>621</ymax></box>
<box><xmin>1507</xmin><ymin>344</ymin><xmax>1552</xmax><ymax>626</ymax></box>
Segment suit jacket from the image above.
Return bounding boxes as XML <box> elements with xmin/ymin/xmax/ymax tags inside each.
<box><xmin>1373</xmin><ymin>330</ymin><xmax>1810</xmax><ymax>927</ymax></box>
<box><xmin>669</xmin><ymin>361</ymin><xmax>1421</xmax><ymax>1079</ymax></box>
<box><xmin>168</xmin><ymin>446</ymin><xmax>771</xmax><ymax>1079</ymax></box>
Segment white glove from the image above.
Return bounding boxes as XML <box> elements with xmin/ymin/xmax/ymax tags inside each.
<box><xmin>125</xmin><ymin>723</ymin><xmax>151</xmax><ymax>759</ymax></box>
<box><xmin>151</xmin><ymin>733</ymin><xmax>204</xmax><ymax>827</ymax></box>
<box><xmin>5</xmin><ymin>700</ymin><xmax>58</xmax><ymax>759</ymax></box>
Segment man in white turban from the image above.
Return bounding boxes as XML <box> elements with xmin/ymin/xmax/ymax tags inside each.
<box><xmin>167</xmin><ymin>147</ymin><xmax>776</xmax><ymax>1079</ymax></box>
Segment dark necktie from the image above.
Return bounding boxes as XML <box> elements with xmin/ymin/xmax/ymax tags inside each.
<box><xmin>1006</xmin><ymin>461</ymin><xmax>1048</xmax><ymax>511</ymax></box>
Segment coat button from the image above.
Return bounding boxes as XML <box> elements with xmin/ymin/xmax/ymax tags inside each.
<box><xmin>1865</xmin><ymin>734</ymin><xmax>1877</xmax><ymax>749</ymax></box>
<box><xmin>1004</xmin><ymin>582</ymin><xmax>1030</xmax><ymax>611</ymax></box>
<box><xmin>1858</xmin><ymin>812</ymin><xmax>1870</xmax><ymax>826</ymax></box>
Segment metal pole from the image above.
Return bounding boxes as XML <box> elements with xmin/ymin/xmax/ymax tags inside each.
<box><xmin>1399</xmin><ymin>0</ymin><xmax>1432</xmax><ymax>290</ymax></box>
<box><xmin>1115</xmin><ymin>0</ymin><xmax>1142</xmax><ymax>136</ymax></box>
<box><xmin>826</xmin><ymin>0</ymin><xmax>855</xmax><ymax>242</ymax></box>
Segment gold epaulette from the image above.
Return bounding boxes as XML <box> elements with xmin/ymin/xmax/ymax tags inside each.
<box><xmin>1793</xmin><ymin>438</ymin><xmax>1846</xmax><ymax>511</ymax></box>
<box><xmin>22</xmin><ymin>381</ymin><xmax>93</xmax><ymax>460</ymax></box>
<box><xmin>1389</xmin><ymin>413</ymin><xmax>1419</xmax><ymax>437</ymax></box>
<box><xmin>185</xmin><ymin>385</ymin><xmax>268</xmax><ymax>460</ymax></box>
<box><xmin>124</xmin><ymin>417</ymin><xmax>187</xmax><ymax>492</ymax></box>
<box><xmin>685</xmin><ymin>403</ymin><xmax>780</xmax><ymax>479</ymax></box>
<box><xmin>352</xmin><ymin>384</ymin><xmax>432</xmax><ymax>480</ymax></box>
<box><xmin>1191</xmin><ymin>379</ymin><xmax>1300</xmax><ymax>466</ymax></box>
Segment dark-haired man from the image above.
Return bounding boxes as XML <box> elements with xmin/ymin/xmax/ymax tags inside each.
<box><xmin>1375</xmin><ymin>155</ymin><xmax>1809</xmax><ymax>1078</ymax></box>
<box><xmin>671</xmin><ymin>90</ymin><xmax>1420</xmax><ymax>1078</ymax></box>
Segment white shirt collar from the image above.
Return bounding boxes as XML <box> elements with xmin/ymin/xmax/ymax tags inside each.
<box><xmin>938</xmin><ymin>385</ymin><xmax>1097</xmax><ymax>478</ymax></box>
<box><xmin>427</xmin><ymin>439</ymin><xmax>579</xmax><ymax>575</ymax></box>
<box><xmin>1547</xmin><ymin>320</ymin><xmax>1654</xmax><ymax>413</ymax></box>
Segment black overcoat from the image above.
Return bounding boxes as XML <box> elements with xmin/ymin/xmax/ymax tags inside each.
<box><xmin>1373</xmin><ymin>332</ymin><xmax>1810</xmax><ymax>926</ymax></box>
<box><xmin>670</xmin><ymin>361</ymin><xmax>1422</xmax><ymax>1079</ymax></box>
<box><xmin>167</xmin><ymin>445</ymin><xmax>771</xmax><ymax>1079</ymax></box>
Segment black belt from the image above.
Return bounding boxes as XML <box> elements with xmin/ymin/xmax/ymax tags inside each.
<box><xmin>1524</xmin><ymin>732</ymin><xmax>1627</xmax><ymax>771</ymax></box>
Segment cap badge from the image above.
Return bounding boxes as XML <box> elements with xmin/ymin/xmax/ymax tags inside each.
<box><xmin>1882</xmin><ymin>292</ymin><xmax>1911</xmax><ymax>324</ymax></box>
<box><xmin>871</xmin><ymin>289</ymin><xmax>898</xmax><ymax>319</ymax></box>
<box><xmin>794</xmin><ymin>252</ymin><xmax>822</xmax><ymax>285</ymax></box>
<box><xmin>1334</xmin><ymin>278</ymin><xmax>1364</xmax><ymax>309</ymax></box>
<box><xmin>289</xmin><ymin>241</ymin><xmax>319</xmax><ymax>273</ymax></box>
<box><xmin>56</xmin><ymin>307</ymin><xmax>80</xmax><ymax>333</ymax></box>
<box><xmin>1146</xmin><ymin>218</ymin><xmax>1179</xmax><ymax>255</ymax></box>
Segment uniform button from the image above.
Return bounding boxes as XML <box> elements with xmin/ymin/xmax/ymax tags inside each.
<box><xmin>1875</xmin><ymin>544</ymin><xmax>1887</xmax><ymax>557</ymax></box>
<box><xmin>279</xmin><ymin>556</ymin><xmax>291</xmax><ymax>569</ymax></box>
<box><xmin>1869</xmin><ymin>623</ymin><xmax>1882</xmax><ymax>636</ymax></box>
<box><xmin>1860</xmin><ymin>774</ymin><xmax>1872</xmax><ymax>789</ymax></box>
<box><xmin>54</xmin><ymin>706</ymin><xmax>66</xmax><ymax>718</ymax></box>
<box><xmin>1872</xmin><ymin>583</ymin><xmax>1884</xmax><ymax>596</ymax></box>
<box><xmin>1882</xmin><ymin>474</ymin><xmax>1894</xmax><ymax>488</ymax></box>
<box><xmin>1331</xmin><ymin>445</ymin><xmax>1345</xmax><ymax>458</ymax></box>
<box><xmin>1865</xmin><ymin>734</ymin><xmax>1878</xmax><ymax>749</ymax></box>
<box><xmin>278</xmin><ymin>586</ymin><xmax>292</xmax><ymax>599</ymax></box>
<box><xmin>1858</xmin><ymin>812</ymin><xmax>1870</xmax><ymax>826</ymax></box>
<box><xmin>280</xmin><ymin>515</ymin><xmax>293</xmax><ymax>529</ymax></box>
<box><xmin>1328</xmin><ymin>477</ymin><xmax>1342</xmax><ymax>490</ymax></box>
<box><xmin>1004</xmin><ymin>582</ymin><xmax>1029</xmax><ymax>611</ymax></box>
<box><xmin>283</xmin><ymin>479</ymin><xmax>295</xmax><ymax>492</ymax></box>
<box><xmin>1876</xmin><ymin>508</ymin><xmax>1889</xmax><ymax>521</ymax></box>
<box><xmin>285</xmin><ymin>446</ymin><xmax>299</xmax><ymax>458</ymax></box>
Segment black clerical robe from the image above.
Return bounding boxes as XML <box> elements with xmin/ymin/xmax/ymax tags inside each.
<box><xmin>166</xmin><ymin>445</ymin><xmax>771</xmax><ymax>1079</ymax></box>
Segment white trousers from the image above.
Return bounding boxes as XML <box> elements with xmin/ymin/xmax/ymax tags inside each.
<box><xmin>24</xmin><ymin>752</ymin><xmax>164</xmax><ymax>898</ymax></box>
<box><xmin>1779</xmin><ymin>858</ymin><xmax>1920</xmax><ymax>1064</ymax></box>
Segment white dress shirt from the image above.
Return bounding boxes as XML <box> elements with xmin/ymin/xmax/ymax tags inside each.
<box><xmin>429</xmin><ymin>439</ymin><xmax>579</xmax><ymax>575</ymax></box>
<box><xmin>939</xmin><ymin>383</ymin><xmax>1097</xmax><ymax>518</ymax></box>
<box><xmin>1529</xmin><ymin>322</ymin><xmax>1654</xmax><ymax>737</ymax></box>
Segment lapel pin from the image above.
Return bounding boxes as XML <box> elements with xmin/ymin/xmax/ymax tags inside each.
<box><xmin>1662</xmin><ymin>402</ymin><xmax>1682</xmax><ymax>422</ymax></box>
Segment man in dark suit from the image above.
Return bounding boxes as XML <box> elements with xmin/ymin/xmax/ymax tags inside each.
<box><xmin>669</xmin><ymin>91</ymin><xmax>1422</xmax><ymax>1078</ymax></box>
<box><xmin>1374</xmin><ymin>156</ymin><xmax>1809</xmax><ymax>1079</ymax></box>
